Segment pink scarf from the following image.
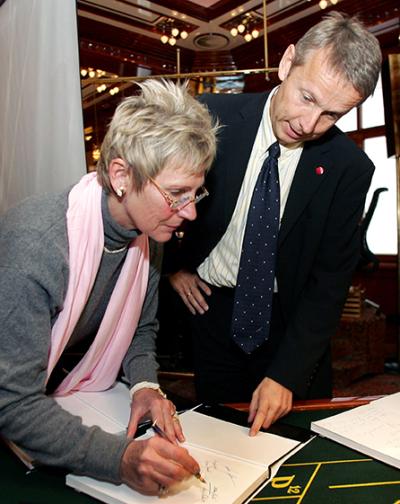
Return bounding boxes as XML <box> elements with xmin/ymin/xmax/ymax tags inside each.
<box><xmin>46</xmin><ymin>172</ymin><xmax>149</xmax><ymax>396</ymax></box>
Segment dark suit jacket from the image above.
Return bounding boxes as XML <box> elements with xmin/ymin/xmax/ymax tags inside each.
<box><xmin>172</xmin><ymin>91</ymin><xmax>374</xmax><ymax>398</ymax></box>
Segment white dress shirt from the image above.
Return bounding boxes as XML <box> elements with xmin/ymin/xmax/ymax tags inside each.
<box><xmin>197</xmin><ymin>88</ymin><xmax>303</xmax><ymax>288</ymax></box>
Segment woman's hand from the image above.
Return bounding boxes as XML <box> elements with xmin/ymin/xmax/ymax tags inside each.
<box><xmin>120</xmin><ymin>436</ymin><xmax>200</xmax><ymax>495</ymax></box>
<box><xmin>127</xmin><ymin>388</ymin><xmax>184</xmax><ymax>443</ymax></box>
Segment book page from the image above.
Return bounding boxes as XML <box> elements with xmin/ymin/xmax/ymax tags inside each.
<box><xmin>67</xmin><ymin>444</ymin><xmax>267</xmax><ymax>504</ymax></box>
<box><xmin>311</xmin><ymin>392</ymin><xmax>400</xmax><ymax>468</ymax></box>
<box><xmin>180</xmin><ymin>410</ymin><xmax>300</xmax><ymax>467</ymax></box>
<box><xmin>55</xmin><ymin>382</ymin><xmax>130</xmax><ymax>434</ymax></box>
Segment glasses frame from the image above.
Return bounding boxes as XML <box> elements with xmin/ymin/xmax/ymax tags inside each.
<box><xmin>149</xmin><ymin>177</ymin><xmax>209</xmax><ymax>211</ymax></box>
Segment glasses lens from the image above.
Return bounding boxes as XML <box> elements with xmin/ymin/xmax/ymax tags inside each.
<box><xmin>194</xmin><ymin>187</ymin><xmax>209</xmax><ymax>203</ymax></box>
<box><xmin>170</xmin><ymin>187</ymin><xmax>209</xmax><ymax>211</ymax></box>
<box><xmin>172</xmin><ymin>195</ymin><xmax>191</xmax><ymax>210</ymax></box>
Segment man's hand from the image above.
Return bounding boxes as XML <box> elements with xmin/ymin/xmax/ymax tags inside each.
<box><xmin>127</xmin><ymin>388</ymin><xmax>184</xmax><ymax>443</ymax></box>
<box><xmin>120</xmin><ymin>436</ymin><xmax>200</xmax><ymax>495</ymax></box>
<box><xmin>168</xmin><ymin>270</ymin><xmax>211</xmax><ymax>315</ymax></box>
<box><xmin>248</xmin><ymin>377</ymin><xmax>293</xmax><ymax>436</ymax></box>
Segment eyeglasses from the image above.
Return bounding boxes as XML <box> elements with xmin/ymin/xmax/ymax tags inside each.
<box><xmin>150</xmin><ymin>178</ymin><xmax>209</xmax><ymax>211</ymax></box>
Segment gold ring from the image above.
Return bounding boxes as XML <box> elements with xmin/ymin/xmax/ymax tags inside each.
<box><xmin>170</xmin><ymin>409</ymin><xmax>179</xmax><ymax>420</ymax></box>
<box><xmin>159</xmin><ymin>484</ymin><xmax>168</xmax><ymax>496</ymax></box>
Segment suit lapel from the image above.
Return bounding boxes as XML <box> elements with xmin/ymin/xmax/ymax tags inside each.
<box><xmin>218</xmin><ymin>94</ymin><xmax>268</xmax><ymax>224</ymax></box>
<box><xmin>279</xmin><ymin>141</ymin><xmax>333</xmax><ymax>245</ymax></box>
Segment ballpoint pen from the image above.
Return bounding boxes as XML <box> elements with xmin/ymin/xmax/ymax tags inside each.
<box><xmin>152</xmin><ymin>420</ymin><xmax>206</xmax><ymax>484</ymax></box>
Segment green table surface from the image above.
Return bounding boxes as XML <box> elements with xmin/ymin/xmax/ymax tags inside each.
<box><xmin>1</xmin><ymin>407</ymin><xmax>399</xmax><ymax>504</ymax></box>
<box><xmin>253</xmin><ymin>409</ymin><xmax>400</xmax><ymax>503</ymax></box>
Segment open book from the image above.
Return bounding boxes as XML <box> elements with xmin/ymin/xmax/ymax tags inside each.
<box><xmin>55</xmin><ymin>380</ymin><xmax>131</xmax><ymax>434</ymax></box>
<box><xmin>56</xmin><ymin>382</ymin><xmax>308</xmax><ymax>504</ymax></box>
<box><xmin>311</xmin><ymin>392</ymin><xmax>400</xmax><ymax>469</ymax></box>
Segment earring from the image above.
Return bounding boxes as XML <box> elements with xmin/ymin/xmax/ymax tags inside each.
<box><xmin>116</xmin><ymin>186</ymin><xmax>125</xmax><ymax>198</ymax></box>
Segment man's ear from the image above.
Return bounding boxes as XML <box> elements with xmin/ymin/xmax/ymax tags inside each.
<box><xmin>108</xmin><ymin>158</ymin><xmax>130</xmax><ymax>195</ymax></box>
<box><xmin>278</xmin><ymin>44</ymin><xmax>296</xmax><ymax>81</ymax></box>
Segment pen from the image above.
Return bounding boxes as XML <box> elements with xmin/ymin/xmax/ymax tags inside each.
<box><xmin>152</xmin><ymin>420</ymin><xmax>206</xmax><ymax>484</ymax></box>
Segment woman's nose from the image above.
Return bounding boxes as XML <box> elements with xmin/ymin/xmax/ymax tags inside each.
<box><xmin>178</xmin><ymin>201</ymin><xmax>197</xmax><ymax>221</ymax></box>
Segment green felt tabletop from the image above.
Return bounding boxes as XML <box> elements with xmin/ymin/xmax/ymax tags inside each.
<box><xmin>1</xmin><ymin>406</ymin><xmax>399</xmax><ymax>504</ymax></box>
<box><xmin>252</xmin><ymin>409</ymin><xmax>400</xmax><ymax>503</ymax></box>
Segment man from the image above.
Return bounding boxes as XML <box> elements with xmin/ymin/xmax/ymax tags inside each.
<box><xmin>167</xmin><ymin>12</ymin><xmax>382</xmax><ymax>435</ymax></box>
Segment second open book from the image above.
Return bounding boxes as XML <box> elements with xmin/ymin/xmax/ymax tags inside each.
<box><xmin>311</xmin><ymin>392</ymin><xmax>400</xmax><ymax>470</ymax></box>
<box><xmin>57</xmin><ymin>382</ymin><xmax>309</xmax><ymax>504</ymax></box>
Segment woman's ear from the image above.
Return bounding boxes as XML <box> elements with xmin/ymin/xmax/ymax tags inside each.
<box><xmin>108</xmin><ymin>158</ymin><xmax>130</xmax><ymax>197</ymax></box>
<box><xmin>278</xmin><ymin>44</ymin><xmax>296</xmax><ymax>81</ymax></box>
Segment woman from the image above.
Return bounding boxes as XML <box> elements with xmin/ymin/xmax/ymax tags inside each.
<box><xmin>0</xmin><ymin>79</ymin><xmax>218</xmax><ymax>495</ymax></box>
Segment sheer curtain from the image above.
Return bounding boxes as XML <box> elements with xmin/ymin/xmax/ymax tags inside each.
<box><xmin>0</xmin><ymin>0</ymin><xmax>86</xmax><ymax>215</ymax></box>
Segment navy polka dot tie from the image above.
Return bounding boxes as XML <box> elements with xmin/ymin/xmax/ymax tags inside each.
<box><xmin>231</xmin><ymin>141</ymin><xmax>281</xmax><ymax>354</ymax></box>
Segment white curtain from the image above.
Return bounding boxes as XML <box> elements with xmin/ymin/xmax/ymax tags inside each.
<box><xmin>0</xmin><ymin>0</ymin><xmax>86</xmax><ymax>215</ymax></box>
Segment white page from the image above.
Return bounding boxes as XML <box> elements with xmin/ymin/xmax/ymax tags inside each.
<box><xmin>55</xmin><ymin>382</ymin><xmax>130</xmax><ymax>434</ymax></box>
<box><xmin>311</xmin><ymin>392</ymin><xmax>400</xmax><ymax>468</ymax></box>
<box><xmin>180</xmin><ymin>410</ymin><xmax>300</xmax><ymax>466</ymax></box>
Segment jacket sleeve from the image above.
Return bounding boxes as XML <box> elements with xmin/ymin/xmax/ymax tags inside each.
<box><xmin>0</xmin><ymin>266</ymin><xmax>129</xmax><ymax>482</ymax></box>
<box><xmin>0</xmin><ymin>201</ymin><xmax>128</xmax><ymax>483</ymax></box>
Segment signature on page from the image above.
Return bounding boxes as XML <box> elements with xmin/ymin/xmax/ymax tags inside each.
<box><xmin>198</xmin><ymin>459</ymin><xmax>239</xmax><ymax>502</ymax></box>
<box><xmin>168</xmin><ymin>457</ymin><xmax>242</xmax><ymax>502</ymax></box>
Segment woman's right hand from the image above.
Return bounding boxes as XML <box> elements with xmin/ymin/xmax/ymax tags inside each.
<box><xmin>120</xmin><ymin>436</ymin><xmax>200</xmax><ymax>495</ymax></box>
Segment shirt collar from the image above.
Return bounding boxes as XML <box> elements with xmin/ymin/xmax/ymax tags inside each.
<box><xmin>263</xmin><ymin>86</ymin><xmax>304</xmax><ymax>156</ymax></box>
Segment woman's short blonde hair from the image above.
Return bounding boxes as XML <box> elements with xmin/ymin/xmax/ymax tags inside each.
<box><xmin>97</xmin><ymin>79</ymin><xmax>219</xmax><ymax>193</ymax></box>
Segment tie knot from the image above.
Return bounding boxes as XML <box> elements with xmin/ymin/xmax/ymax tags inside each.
<box><xmin>268</xmin><ymin>141</ymin><xmax>281</xmax><ymax>160</ymax></box>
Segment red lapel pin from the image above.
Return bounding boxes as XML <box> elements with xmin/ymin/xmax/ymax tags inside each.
<box><xmin>315</xmin><ymin>166</ymin><xmax>324</xmax><ymax>175</ymax></box>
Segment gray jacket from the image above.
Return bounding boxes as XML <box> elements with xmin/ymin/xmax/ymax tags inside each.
<box><xmin>0</xmin><ymin>187</ymin><xmax>162</xmax><ymax>482</ymax></box>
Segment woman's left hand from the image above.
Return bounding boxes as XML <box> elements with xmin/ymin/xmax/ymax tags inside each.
<box><xmin>127</xmin><ymin>388</ymin><xmax>185</xmax><ymax>443</ymax></box>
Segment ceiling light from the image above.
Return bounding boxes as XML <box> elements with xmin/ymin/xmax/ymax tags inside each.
<box><xmin>92</xmin><ymin>147</ymin><xmax>101</xmax><ymax>162</ymax></box>
<box><xmin>159</xmin><ymin>18</ymin><xmax>189</xmax><ymax>45</ymax></box>
<box><xmin>230</xmin><ymin>12</ymin><xmax>260</xmax><ymax>42</ymax></box>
